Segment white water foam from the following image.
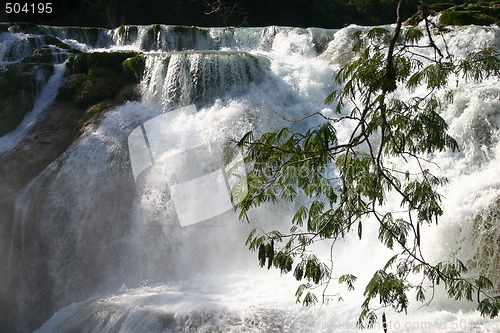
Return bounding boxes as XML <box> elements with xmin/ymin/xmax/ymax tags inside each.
<box><xmin>1</xmin><ymin>23</ymin><xmax>498</xmax><ymax>332</ymax></box>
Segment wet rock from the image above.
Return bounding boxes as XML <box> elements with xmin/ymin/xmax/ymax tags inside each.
<box><xmin>0</xmin><ymin>63</ymin><xmax>54</xmax><ymax>136</ymax></box>
<box><xmin>0</xmin><ymin>51</ymin><xmax>143</xmax><ymax>331</ymax></box>
<box><xmin>21</xmin><ymin>36</ymin><xmax>82</xmax><ymax>65</ymax></box>
<box><xmin>0</xmin><ymin>100</ymin><xmax>83</xmax><ymax>332</ymax></box>
<box><xmin>57</xmin><ymin>52</ymin><xmax>144</xmax><ymax>107</ymax></box>
<box><xmin>470</xmin><ymin>198</ymin><xmax>500</xmax><ymax>292</ymax></box>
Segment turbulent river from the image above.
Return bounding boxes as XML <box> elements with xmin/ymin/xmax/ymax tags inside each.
<box><xmin>0</xmin><ymin>21</ymin><xmax>499</xmax><ymax>332</ymax></box>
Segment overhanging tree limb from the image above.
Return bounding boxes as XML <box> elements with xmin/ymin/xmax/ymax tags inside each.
<box><xmin>225</xmin><ymin>2</ymin><xmax>500</xmax><ymax>327</ymax></box>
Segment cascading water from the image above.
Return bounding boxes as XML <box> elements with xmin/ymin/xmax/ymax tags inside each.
<box><xmin>0</xmin><ymin>21</ymin><xmax>499</xmax><ymax>332</ymax></box>
<box><xmin>0</xmin><ymin>62</ymin><xmax>66</xmax><ymax>153</ymax></box>
<box><xmin>141</xmin><ymin>51</ymin><xmax>269</xmax><ymax>109</ymax></box>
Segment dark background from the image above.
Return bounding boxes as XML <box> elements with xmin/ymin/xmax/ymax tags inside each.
<box><xmin>0</xmin><ymin>1</ymin><xmax>476</xmax><ymax>29</ymax></box>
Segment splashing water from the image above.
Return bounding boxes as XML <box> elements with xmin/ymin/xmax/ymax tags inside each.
<box><xmin>0</xmin><ymin>62</ymin><xmax>66</xmax><ymax>153</ymax></box>
<box><xmin>0</xmin><ymin>22</ymin><xmax>499</xmax><ymax>332</ymax></box>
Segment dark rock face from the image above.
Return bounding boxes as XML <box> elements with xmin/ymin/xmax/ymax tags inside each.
<box><xmin>471</xmin><ymin>198</ymin><xmax>500</xmax><ymax>292</ymax></box>
<box><xmin>7</xmin><ymin>121</ymin><xmax>137</xmax><ymax>332</ymax></box>
<box><xmin>57</xmin><ymin>52</ymin><xmax>144</xmax><ymax>107</ymax></box>
<box><xmin>20</xmin><ymin>36</ymin><xmax>81</xmax><ymax>64</ymax></box>
<box><xmin>0</xmin><ymin>50</ymin><xmax>144</xmax><ymax>332</ymax></box>
<box><xmin>0</xmin><ymin>101</ymin><xmax>83</xmax><ymax>332</ymax></box>
<box><xmin>0</xmin><ymin>63</ymin><xmax>54</xmax><ymax>136</ymax></box>
<box><xmin>0</xmin><ymin>99</ymin><xmax>139</xmax><ymax>332</ymax></box>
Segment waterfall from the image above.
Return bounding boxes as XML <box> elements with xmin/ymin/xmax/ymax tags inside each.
<box><xmin>0</xmin><ymin>22</ymin><xmax>498</xmax><ymax>332</ymax></box>
<box><xmin>141</xmin><ymin>51</ymin><xmax>269</xmax><ymax>109</ymax></box>
<box><xmin>0</xmin><ymin>62</ymin><xmax>66</xmax><ymax>153</ymax></box>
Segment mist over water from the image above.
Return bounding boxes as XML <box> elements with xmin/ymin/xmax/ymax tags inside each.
<box><xmin>0</xmin><ymin>22</ymin><xmax>499</xmax><ymax>332</ymax></box>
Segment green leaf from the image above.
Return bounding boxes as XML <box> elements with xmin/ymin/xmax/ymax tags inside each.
<box><xmin>303</xmin><ymin>291</ymin><xmax>318</xmax><ymax>307</ymax></box>
<box><xmin>367</xmin><ymin>27</ymin><xmax>390</xmax><ymax>40</ymax></box>
<box><xmin>245</xmin><ymin>228</ymin><xmax>257</xmax><ymax>247</ymax></box>
<box><xmin>357</xmin><ymin>309</ymin><xmax>378</xmax><ymax>329</ymax></box>
<box><xmin>325</xmin><ymin>90</ymin><xmax>338</xmax><ymax>105</ymax></box>
<box><xmin>459</xmin><ymin>48</ymin><xmax>500</xmax><ymax>81</ymax></box>
<box><xmin>266</xmin><ymin>240</ymin><xmax>274</xmax><ymax>269</ymax></box>
<box><xmin>295</xmin><ymin>283</ymin><xmax>308</xmax><ymax>303</ymax></box>
<box><xmin>416</xmin><ymin>223</ymin><xmax>420</xmax><ymax>247</ymax></box>
<box><xmin>339</xmin><ymin>274</ymin><xmax>357</xmax><ymax>291</ymax></box>
<box><xmin>232</xmin><ymin>11</ymin><xmax>500</xmax><ymax>324</ymax></box>
<box><xmin>415</xmin><ymin>286</ymin><xmax>426</xmax><ymax>302</ymax></box>
<box><xmin>478</xmin><ymin>296</ymin><xmax>500</xmax><ymax>318</ymax></box>
<box><xmin>404</xmin><ymin>27</ymin><xmax>424</xmax><ymax>44</ymax></box>
<box><xmin>294</xmin><ymin>261</ymin><xmax>305</xmax><ymax>281</ymax></box>
<box><xmin>383</xmin><ymin>254</ymin><xmax>399</xmax><ymax>270</ymax></box>
<box><xmin>258</xmin><ymin>243</ymin><xmax>266</xmax><ymax>267</ymax></box>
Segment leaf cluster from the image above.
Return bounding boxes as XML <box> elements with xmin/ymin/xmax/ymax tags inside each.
<box><xmin>227</xmin><ymin>15</ymin><xmax>500</xmax><ymax>327</ymax></box>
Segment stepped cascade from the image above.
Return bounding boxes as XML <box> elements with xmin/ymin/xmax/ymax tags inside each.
<box><xmin>0</xmin><ymin>22</ymin><xmax>499</xmax><ymax>332</ymax></box>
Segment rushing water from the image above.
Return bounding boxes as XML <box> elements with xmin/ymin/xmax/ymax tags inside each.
<box><xmin>0</xmin><ymin>21</ymin><xmax>499</xmax><ymax>332</ymax></box>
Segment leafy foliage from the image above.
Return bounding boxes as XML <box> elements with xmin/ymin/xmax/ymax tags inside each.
<box><xmin>225</xmin><ymin>2</ymin><xmax>500</xmax><ymax>328</ymax></box>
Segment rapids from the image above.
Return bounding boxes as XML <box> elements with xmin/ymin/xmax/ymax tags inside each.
<box><xmin>0</xmin><ymin>22</ymin><xmax>499</xmax><ymax>332</ymax></box>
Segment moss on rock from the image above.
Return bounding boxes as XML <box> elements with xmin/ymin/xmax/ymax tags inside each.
<box><xmin>21</xmin><ymin>48</ymin><xmax>54</xmax><ymax>64</ymax></box>
<box><xmin>150</xmin><ymin>24</ymin><xmax>162</xmax><ymax>36</ymax></box>
<box><xmin>440</xmin><ymin>8</ymin><xmax>496</xmax><ymax>25</ymax></box>
<box><xmin>76</xmin><ymin>101</ymin><xmax>114</xmax><ymax>136</ymax></box>
<box><xmin>74</xmin><ymin>84</ymin><xmax>140</xmax><ymax>136</ymax></box>
<box><xmin>56</xmin><ymin>74</ymin><xmax>87</xmax><ymax>103</ymax></box>
<box><xmin>57</xmin><ymin>73</ymin><xmax>119</xmax><ymax>106</ymax></box>
<box><xmin>68</xmin><ymin>51</ymin><xmax>141</xmax><ymax>75</ymax></box>
<box><xmin>57</xmin><ymin>51</ymin><xmax>144</xmax><ymax>107</ymax></box>
<box><xmin>430</xmin><ymin>3</ymin><xmax>456</xmax><ymax>12</ymax></box>
<box><xmin>116</xmin><ymin>25</ymin><xmax>139</xmax><ymax>44</ymax></box>
<box><xmin>439</xmin><ymin>1</ymin><xmax>500</xmax><ymax>26</ymax></box>
<box><xmin>162</xmin><ymin>55</ymin><xmax>171</xmax><ymax>66</ymax></box>
<box><xmin>20</xmin><ymin>35</ymin><xmax>81</xmax><ymax>65</ymax></box>
<box><xmin>122</xmin><ymin>55</ymin><xmax>146</xmax><ymax>81</ymax></box>
<box><xmin>43</xmin><ymin>35</ymin><xmax>72</xmax><ymax>50</ymax></box>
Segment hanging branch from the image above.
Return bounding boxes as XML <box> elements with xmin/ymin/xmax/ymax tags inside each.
<box><xmin>225</xmin><ymin>0</ymin><xmax>500</xmax><ymax>328</ymax></box>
